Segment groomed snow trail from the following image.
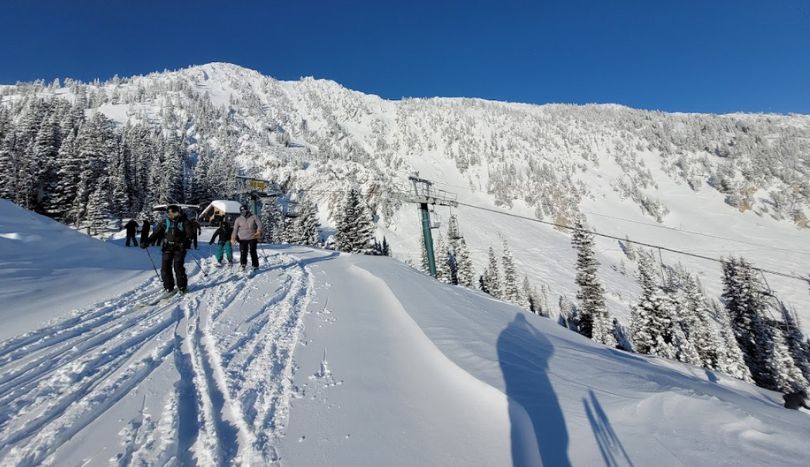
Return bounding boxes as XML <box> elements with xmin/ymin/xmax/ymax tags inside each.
<box><xmin>0</xmin><ymin>248</ymin><xmax>316</xmax><ymax>466</ymax></box>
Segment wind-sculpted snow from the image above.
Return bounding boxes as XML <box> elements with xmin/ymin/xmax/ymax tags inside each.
<box><xmin>0</xmin><ymin>250</ymin><xmax>316</xmax><ymax>465</ymax></box>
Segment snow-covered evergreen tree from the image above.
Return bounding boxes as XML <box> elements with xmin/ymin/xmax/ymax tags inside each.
<box><xmin>47</xmin><ymin>131</ymin><xmax>80</xmax><ymax>220</ymax></box>
<box><xmin>521</xmin><ymin>275</ymin><xmax>534</xmax><ymax>312</ymax></box>
<box><xmin>260</xmin><ymin>200</ymin><xmax>283</xmax><ymax>243</ymax></box>
<box><xmin>764</xmin><ymin>323</ymin><xmax>809</xmax><ymax>393</ymax></box>
<box><xmin>334</xmin><ymin>188</ymin><xmax>375</xmax><ymax>254</ymax></box>
<box><xmin>85</xmin><ymin>180</ymin><xmax>111</xmax><ymax>235</ymax></box>
<box><xmin>452</xmin><ymin>235</ymin><xmax>475</xmax><ymax>289</ymax></box>
<box><xmin>780</xmin><ymin>304</ymin><xmax>810</xmax><ymax>382</ymax></box>
<box><xmin>435</xmin><ymin>234</ymin><xmax>451</xmax><ymax>284</ymax></box>
<box><xmin>294</xmin><ymin>198</ymin><xmax>321</xmax><ymax>246</ymax></box>
<box><xmin>612</xmin><ymin>318</ymin><xmax>634</xmax><ymax>352</ymax></box>
<box><xmin>714</xmin><ymin>301</ymin><xmax>754</xmax><ymax>382</ymax></box>
<box><xmin>571</xmin><ymin>217</ymin><xmax>613</xmax><ymax>346</ymax></box>
<box><xmin>0</xmin><ymin>130</ymin><xmax>20</xmax><ymax>202</ymax></box>
<box><xmin>557</xmin><ymin>295</ymin><xmax>581</xmax><ymax>332</ymax></box>
<box><xmin>631</xmin><ymin>253</ymin><xmax>677</xmax><ymax>357</ymax></box>
<box><xmin>483</xmin><ymin>246</ymin><xmax>502</xmax><ymax>299</ymax></box>
<box><xmin>501</xmin><ymin>240</ymin><xmax>521</xmax><ymax>305</ymax></box>
<box><xmin>722</xmin><ymin>257</ymin><xmax>776</xmax><ymax>388</ymax></box>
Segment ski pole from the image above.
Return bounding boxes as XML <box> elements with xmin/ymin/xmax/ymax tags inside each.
<box><xmin>188</xmin><ymin>249</ymin><xmax>209</xmax><ymax>277</ymax></box>
<box><xmin>144</xmin><ymin>246</ymin><xmax>161</xmax><ymax>281</ymax></box>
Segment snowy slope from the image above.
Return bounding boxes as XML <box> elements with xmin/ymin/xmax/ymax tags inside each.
<box><xmin>0</xmin><ymin>200</ymin><xmax>156</xmax><ymax>340</ymax></box>
<box><xmin>1</xmin><ymin>199</ymin><xmax>809</xmax><ymax>466</ymax></box>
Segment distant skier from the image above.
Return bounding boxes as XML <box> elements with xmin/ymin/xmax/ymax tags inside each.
<box><xmin>140</xmin><ymin>218</ymin><xmax>151</xmax><ymax>247</ymax></box>
<box><xmin>232</xmin><ymin>204</ymin><xmax>262</xmax><ymax>270</ymax></box>
<box><xmin>189</xmin><ymin>216</ymin><xmax>202</xmax><ymax>249</ymax></box>
<box><xmin>783</xmin><ymin>389</ymin><xmax>810</xmax><ymax>410</ymax></box>
<box><xmin>124</xmin><ymin>219</ymin><xmax>139</xmax><ymax>247</ymax></box>
<box><xmin>209</xmin><ymin>219</ymin><xmax>234</xmax><ymax>265</ymax></box>
<box><xmin>143</xmin><ymin>204</ymin><xmax>191</xmax><ymax>294</ymax></box>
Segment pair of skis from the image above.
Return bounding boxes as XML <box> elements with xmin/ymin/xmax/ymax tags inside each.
<box><xmin>135</xmin><ymin>288</ymin><xmax>186</xmax><ymax>309</ymax></box>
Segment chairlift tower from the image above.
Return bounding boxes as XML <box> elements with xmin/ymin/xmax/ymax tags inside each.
<box><xmin>402</xmin><ymin>176</ymin><xmax>458</xmax><ymax>278</ymax></box>
<box><xmin>234</xmin><ymin>175</ymin><xmax>282</xmax><ymax>215</ymax></box>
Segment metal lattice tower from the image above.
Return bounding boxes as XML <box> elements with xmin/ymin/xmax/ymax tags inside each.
<box><xmin>400</xmin><ymin>176</ymin><xmax>458</xmax><ymax>278</ymax></box>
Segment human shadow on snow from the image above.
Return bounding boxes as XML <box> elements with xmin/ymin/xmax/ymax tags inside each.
<box><xmin>498</xmin><ymin>313</ymin><xmax>571</xmax><ymax>467</ymax></box>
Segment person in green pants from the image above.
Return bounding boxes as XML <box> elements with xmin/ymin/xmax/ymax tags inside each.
<box><xmin>209</xmin><ymin>218</ymin><xmax>234</xmax><ymax>265</ymax></box>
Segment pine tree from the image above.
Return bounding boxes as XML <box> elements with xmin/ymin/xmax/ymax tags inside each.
<box><xmin>74</xmin><ymin>113</ymin><xmax>117</xmax><ymax>222</ymax></box>
<box><xmin>110</xmin><ymin>162</ymin><xmax>130</xmax><ymax>224</ymax></box>
<box><xmin>722</xmin><ymin>257</ymin><xmax>780</xmax><ymax>388</ymax></box>
<box><xmin>454</xmin><ymin>237</ymin><xmax>475</xmax><ymax>288</ymax></box>
<box><xmin>612</xmin><ymin>318</ymin><xmax>634</xmax><ymax>352</ymax></box>
<box><xmin>571</xmin><ymin>217</ymin><xmax>612</xmax><ymax>345</ymax></box>
<box><xmin>435</xmin><ymin>234</ymin><xmax>451</xmax><ymax>284</ymax></box>
<box><xmin>334</xmin><ymin>188</ymin><xmax>375</xmax><ymax>254</ymax></box>
<box><xmin>0</xmin><ymin>130</ymin><xmax>20</xmax><ymax>201</ymax></box>
<box><xmin>631</xmin><ymin>253</ymin><xmax>677</xmax><ymax>357</ymax></box>
<box><xmin>557</xmin><ymin>295</ymin><xmax>581</xmax><ymax>332</ymax></box>
<box><xmin>46</xmin><ymin>131</ymin><xmax>80</xmax><ymax>220</ymax></box>
<box><xmin>30</xmin><ymin>113</ymin><xmax>60</xmax><ymax>212</ymax></box>
<box><xmin>501</xmin><ymin>240</ymin><xmax>521</xmax><ymax>304</ymax></box>
<box><xmin>86</xmin><ymin>180</ymin><xmax>111</xmax><ymax>235</ymax></box>
<box><xmin>714</xmin><ymin>301</ymin><xmax>754</xmax><ymax>382</ymax></box>
<box><xmin>294</xmin><ymin>199</ymin><xmax>321</xmax><ymax>246</ymax></box>
<box><xmin>260</xmin><ymin>200</ymin><xmax>283</xmax><ymax>243</ymax></box>
<box><xmin>764</xmin><ymin>323</ymin><xmax>809</xmax><ymax>393</ymax></box>
<box><xmin>780</xmin><ymin>304</ymin><xmax>810</xmax><ymax>382</ymax></box>
<box><xmin>159</xmin><ymin>138</ymin><xmax>184</xmax><ymax>204</ymax></box>
<box><xmin>677</xmin><ymin>273</ymin><xmax>725</xmax><ymax>369</ymax></box>
<box><xmin>381</xmin><ymin>237</ymin><xmax>390</xmax><ymax>256</ymax></box>
<box><xmin>484</xmin><ymin>246</ymin><xmax>502</xmax><ymax>298</ymax></box>
<box><xmin>521</xmin><ymin>275</ymin><xmax>535</xmax><ymax>312</ymax></box>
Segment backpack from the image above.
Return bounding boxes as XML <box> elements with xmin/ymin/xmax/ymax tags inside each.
<box><xmin>164</xmin><ymin>218</ymin><xmax>187</xmax><ymax>247</ymax></box>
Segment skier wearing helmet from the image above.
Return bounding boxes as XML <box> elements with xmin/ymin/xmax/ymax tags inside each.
<box><xmin>143</xmin><ymin>204</ymin><xmax>191</xmax><ymax>294</ymax></box>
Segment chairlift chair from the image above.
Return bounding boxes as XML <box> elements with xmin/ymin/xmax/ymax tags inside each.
<box><xmin>429</xmin><ymin>207</ymin><xmax>441</xmax><ymax>229</ymax></box>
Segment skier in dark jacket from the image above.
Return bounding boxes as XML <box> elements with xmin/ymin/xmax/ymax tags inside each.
<box><xmin>124</xmin><ymin>219</ymin><xmax>139</xmax><ymax>247</ymax></box>
<box><xmin>189</xmin><ymin>218</ymin><xmax>202</xmax><ymax>249</ymax></box>
<box><xmin>140</xmin><ymin>219</ymin><xmax>151</xmax><ymax>246</ymax></box>
<box><xmin>209</xmin><ymin>219</ymin><xmax>234</xmax><ymax>265</ymax></box>
<box><xmin>143</xmin><ymin>205</ymin><xmax>191</xmax><ymax>293</ymax></box>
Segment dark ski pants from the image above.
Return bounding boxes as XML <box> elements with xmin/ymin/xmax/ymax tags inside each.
<box><xmin>239</xmin><ymin>239</ymin><xmax>259</xmax><ymax>268</ymax></box>
<box><xmin>125</xmin><ymin>233</ymin><xmax>138</xmax><ymax>247</ymax></box>
<box><xmin>161</xmin><ymin>249</ymin><xmax>188</xmax><ymax>291</ymax></box>
<box><xmin>190</xmin><ymin>234</ymin><xmax>198</xmax><ymax>249</ymax></box>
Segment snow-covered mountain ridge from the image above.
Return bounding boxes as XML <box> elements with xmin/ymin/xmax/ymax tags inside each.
<box><xmin>2</xmin><ymin>62</ymin><xmax>809</xmax><ymax>328</ymax></box>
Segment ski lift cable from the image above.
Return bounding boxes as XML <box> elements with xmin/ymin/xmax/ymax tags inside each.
<box><xmin>427</xmin><ymin>179</ymin><xmax>810</xmax><ymax>255</ymax></box>
<box><xmin>452</xmin><ymin>200</ymin><xmax>810</xmax><ymax>285</ymax></box>
<box><xmin>581</xmin><ymin>210</ymin><xmax>810</xmax><ymax>255</ymax></box>
<box><xmin>289</xmin><ymin>187</ymin><xmax>809</xmax><ymax>284</ymax></box>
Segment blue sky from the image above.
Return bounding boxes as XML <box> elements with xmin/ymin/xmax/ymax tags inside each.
<box><xmin>2</xmin><ymin>0</ymin><xmax>808</xmax><ymax>113</ymax></box>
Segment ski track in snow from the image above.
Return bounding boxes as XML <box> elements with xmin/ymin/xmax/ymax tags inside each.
<box><xmin>0</xmin><ymin>249</ymin><xmax>314</xmax><ymax>466</ymax></box>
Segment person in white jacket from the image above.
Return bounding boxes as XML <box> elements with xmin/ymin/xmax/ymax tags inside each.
<box><xmin>231</xmin><ymin>204</ymin><xmax>263</xmax><ymax>269</ymax></box>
